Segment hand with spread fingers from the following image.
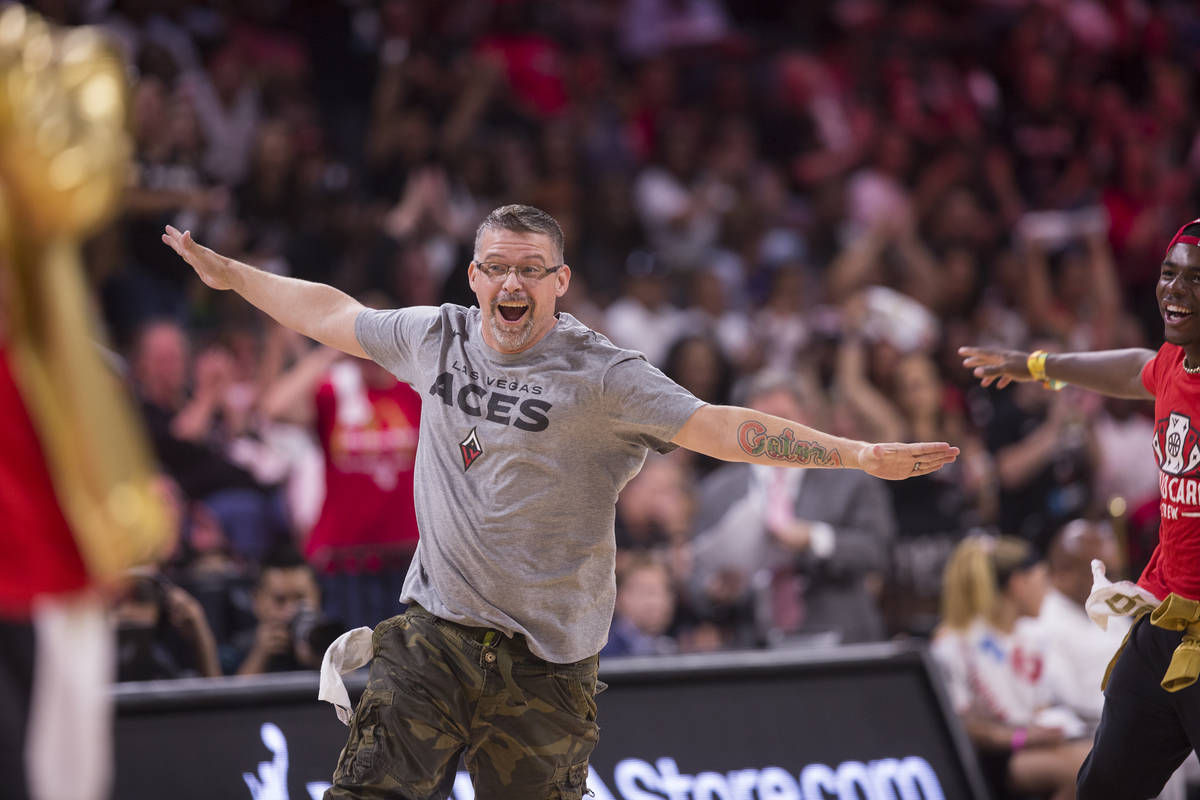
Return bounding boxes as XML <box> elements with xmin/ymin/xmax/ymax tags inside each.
<box><xmin>857</xmin><ymin>441</ymin><xmax>960</xmax><ymax>481</ymax></box>
<box><xmin>958</xmin><ymin>346</ymin><xmax>1037</xmax><ymax>389</ymax></box>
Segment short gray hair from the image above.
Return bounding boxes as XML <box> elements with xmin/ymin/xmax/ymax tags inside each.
<box><xmin>733</xmin><ymin>369</ymin><xmax>821</xmax><ymax>410</ymax></box>
<box><xmin>473</xmin><ymin>204</ymin><xmax>565</xmax><ymax>262</ymax></box>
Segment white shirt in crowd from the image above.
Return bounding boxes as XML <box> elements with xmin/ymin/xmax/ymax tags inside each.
<box><xmin>603</xmin><ymin>296</ymin><xmax>689</xmax><ymax>367</ymax></box>
<box><xmin>931</xmin><ymin>617</ymin><xmax>1085</xmax><ymax>736</ymax></box>
<box><xmin>1035</xmin><ymin>587</ymin><xmax>1129</xmax><ymax>727</ymax></box>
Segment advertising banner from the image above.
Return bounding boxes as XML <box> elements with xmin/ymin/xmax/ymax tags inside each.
<box><xmin>114</xmin><ymin>643</ymin><xmax>986</xmax><ymax>800</ymax></box>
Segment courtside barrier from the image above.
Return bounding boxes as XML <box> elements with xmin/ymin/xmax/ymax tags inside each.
<box><xmin>113</xmin><ymin>641</ymin><xmax>987</xmax><ymax>799</ymax></box>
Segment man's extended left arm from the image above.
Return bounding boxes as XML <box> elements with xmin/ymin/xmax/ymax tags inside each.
<box><xmin>672</xmin><ymin>404</ymin><xmax>958</xmax><ymax>481</ymax></box>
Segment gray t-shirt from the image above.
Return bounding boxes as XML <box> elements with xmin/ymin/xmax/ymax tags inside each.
<box><xmin>355</xmin><ymin>304</ymin><xmax>705</xmax><ymax>662</ymax></box>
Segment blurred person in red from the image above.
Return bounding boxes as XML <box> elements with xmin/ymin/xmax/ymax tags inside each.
<box><xmin>475</xmin><ymin>0</ymin><xmax>569</xmax><ymax>120</ymax></box>
<box><xmin>262</xmin><ymin>325</ymin><xmax>421</xmax><ymax>631</ymax></box>
<box><xmin>0</xmin><ymin>8</ymin><xmax>171</xmax><ymax>800</ymax></box>
<box><xmin>962</xmin><ymin>218</ymin><xmax>1200</xmax><ymax>797</ymax></box>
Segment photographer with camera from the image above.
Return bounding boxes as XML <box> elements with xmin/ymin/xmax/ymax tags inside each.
<box><xmin>227</xmin><ymin>545</ymin><xmax>335</xmax><ymax>676</ymax></box>
<box><xmin>113</xmin><ymin>571</ymin><xmax>221</xmax><ymax>682</ymax></box>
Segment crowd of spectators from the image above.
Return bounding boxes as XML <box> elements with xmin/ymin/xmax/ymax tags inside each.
<box><xmin>42</xmin><ymin>0</ymin><xmax>1200</xmax><ymax>681</ymax></box>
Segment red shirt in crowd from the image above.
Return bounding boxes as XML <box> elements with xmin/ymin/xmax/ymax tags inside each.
<box><xmin>475</xmin><ymin>34</ymin><xmax>568</xmax><ymax>118</ymax></box>
<box><xmin>0</xmin><ymin>348</ymin><xmax>88</xmax><ymax>619</ymax></box>
<box><xmin>305</xmin><ymin>368</ymin><xmax>421</xmax><ymax>573</ymax></box>
<box><xmin>1140</xmin><ymin>342</ymin><xmax>1200</xmax><ymax>601</ymax></box>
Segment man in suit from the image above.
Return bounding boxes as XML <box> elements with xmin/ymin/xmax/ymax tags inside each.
<box><xmin>689</xmin><ymin>370</ymin><xmax>896</xmax><ymax>645</ymax></box>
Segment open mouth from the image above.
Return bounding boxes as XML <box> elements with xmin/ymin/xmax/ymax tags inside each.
<box><xmin>497</xmin><ymin>300</ymin><xmax>529</xmax><ymax>324</ymax></box>
<box><xmin>1166</xmin><ymin>303</ymin><xmax>1194</xmax><ymax>324</ymax></box>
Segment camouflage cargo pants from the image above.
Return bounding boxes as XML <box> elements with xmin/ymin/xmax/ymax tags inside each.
<box><xmin>326</xmin><ymin>604</ymin><xmax>601</xmax><ymax>800</ymax></box>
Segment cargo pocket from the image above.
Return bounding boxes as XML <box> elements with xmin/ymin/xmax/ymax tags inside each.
<box><xmin>551</xmin><ymin>673</ymin><xmax>598</xmax><ymax>724</ymax></box>
<box><xmin>550</xmin><ymin>758</ymin><xmax>591</xmax><ymax>800</ymax></box>
<box><xmin>371</xmin><ymin>613</ymin><xmax>409</xmax><ymax>652</ymax></box>
<box><xmin>333</xmin><ymin>688</ymin><xmax>394</xmax><ymax>785</ymax></box>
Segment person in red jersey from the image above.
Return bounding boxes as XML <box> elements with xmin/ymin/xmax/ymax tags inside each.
<box><xmin>0</xmin><ymin>350</ymin><xmax>94</xmax><ymax>800</ymax></box>
<box><xmin>961</xmin><ymin>218</ymin><xmax>1200</xmax><ymax>799</ymax></box>
<box><xmin>262</xmin><ymin>342</ymin><xmax>422</xmax><ymax>629</ymax></box>
<box><xmin>0</xmin><ymin>8</ymin><xmax>171</xmax><ymax>799</ymax></box>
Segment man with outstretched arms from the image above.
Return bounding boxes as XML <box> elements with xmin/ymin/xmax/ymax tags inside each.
<box><xmin>961</xmin><ymin>219</ymin><xmax>1200</xmax><ymax>799</ymax></box>
<box><xmin>164</xmin><ymin>204</ymin><xmax>957</xmax><ymax>800</ymax></box>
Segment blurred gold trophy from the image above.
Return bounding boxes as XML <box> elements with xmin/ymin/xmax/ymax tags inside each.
<box><xmin>0</xmin><ymin>5</ymin><xmax>171</xmax><ymax>580</ymax></box>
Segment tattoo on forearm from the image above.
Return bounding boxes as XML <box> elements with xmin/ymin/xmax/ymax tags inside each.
<box><xmin>737</xmin><ymin>420</ymin><xmax>842</xmax><ymax>466</ymax></box>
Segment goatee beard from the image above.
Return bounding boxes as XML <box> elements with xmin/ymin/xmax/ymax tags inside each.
<box><xmin>489</xmin><ymin>316</ymin><xmax>534</xmax><ymax>350</ymax></box>
<box><xmin>489</xmin><ymin>294</ymin><xmax>535</xmax><ymax>351</ymax></box>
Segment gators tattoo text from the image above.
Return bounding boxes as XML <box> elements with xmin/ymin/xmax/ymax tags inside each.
<box><xmin>737</xmin><ymin>420</ymin><xmax>842</xmax><ymax>466</ymax></box>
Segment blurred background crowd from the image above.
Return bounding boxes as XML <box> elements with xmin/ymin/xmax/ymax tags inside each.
<box><xmin>16</xmin><ymin>0</ymin><xmax>1198</xmax><ymax>794</ymax></box>
<box><xmin>22</xmin><ymin>0</ymin><xmax>1200</xmax><ymax>789</ymax></box>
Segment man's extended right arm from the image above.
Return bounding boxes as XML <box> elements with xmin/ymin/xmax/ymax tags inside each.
<box><xmin>162</xmin><ymin>225</ymin><xmax>368</xmax><ymax>358</ymax></box>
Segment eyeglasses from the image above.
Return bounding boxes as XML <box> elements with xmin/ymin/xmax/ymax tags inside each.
<box><xmin>474</xmin><ymin>262</ymin><xmax>564</xmax><ymax>282</ymax></box>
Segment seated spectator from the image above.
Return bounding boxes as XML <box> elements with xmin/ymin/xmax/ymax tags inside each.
<box><xmin>224</xmin><ymin>546</ymin><xmax>335</xmax><ymax>676</ymax></box>
<box><xmin>602</xmin><ymin>251</ymin><xmax>689</xmax><ymax>366</ymax></box>
<box><xmin>602</xmin><ymin>556</ymin><xmax>677</xmax><ymax>658</ymax></box>
<box><xmin>680</xmin><ymin>268</ymin><xmax>754</xmax><ymax>367</ymax></box>
<box><xmin>931</xmin><ymin>535</ymin><xmax>1090</xmax><ymax>800</ymax></box>
<box><xmin>689</xmin><ymin>369</ymin><xmax>895</xmax><ymax>646</ymax></box>
<box><xmin>662</xmin><ymin>333</ymin><xmax>734</xmax><ymax>407</ymax></box>
<box><xmin>748</xmin><ymin>267</ymin><xmax>810</xmax><ymax>374</ymax></box>
<box><xmin>1037</xmin><ymin>519</ymin><xmax>1128</xmax><ymax>730</ymax></box>
<box><xmin>113</xmin><ymin>571</ymin><xmax>221</xmax><ymax>682</ymax></box>
<box><xmin>662</xmin><ymin>333</ymin><xmax>734</xmax><ymax>478</ymax></box>
<box><xmin>130</xmin><ymin>319</ymin><xmax>288</xmax><ymax>562</ymax></box>
<box><xmin>614</xmin><ymin>453</ymin><xmax>694</xmax><ymax>565</ymax></box>
<box><xmin>153</xmin><ymin>473</ymin><xmax>254</xmax><ymax>650</ymax></box>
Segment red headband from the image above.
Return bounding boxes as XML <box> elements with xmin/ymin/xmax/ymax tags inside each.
<box><xmin>1166</xmin><ymin>218</ymin><xmax>1200</xmax><ymax>255</ymax></box>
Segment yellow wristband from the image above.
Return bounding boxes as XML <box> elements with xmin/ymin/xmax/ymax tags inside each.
<box><xmin>1026</xmin><ymin>349</ymin><xmax>1065</xmax><ymax>390</ymax></box>
<box><xmin>1027</xmin><ymin>350</ymin><xmax>1048</xmax><ymax>381</ymax></box>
